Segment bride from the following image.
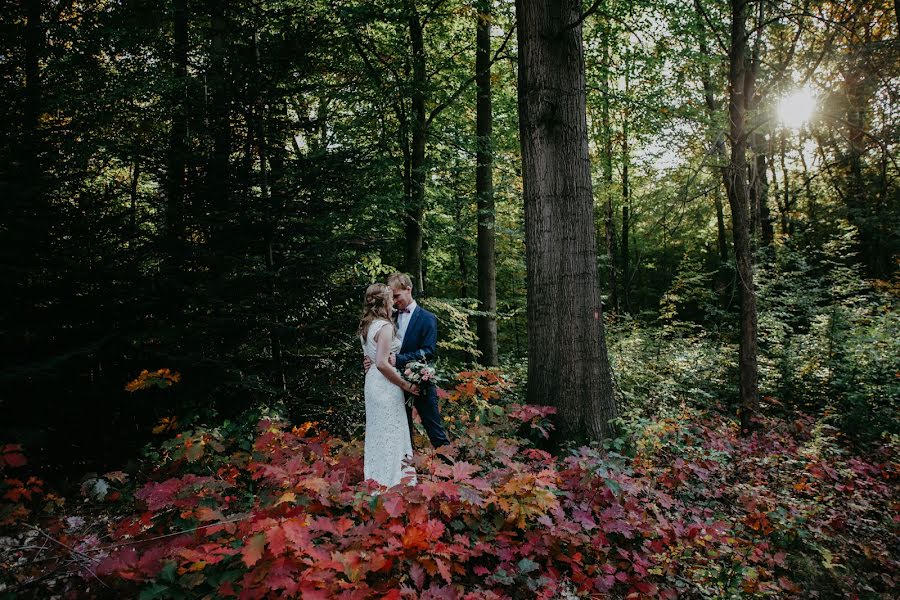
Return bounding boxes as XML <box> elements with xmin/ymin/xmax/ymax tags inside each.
<box><xmin>358</xmin><ymin>283</ymin><xmax>418</xmax><ymax>487</ymax></box>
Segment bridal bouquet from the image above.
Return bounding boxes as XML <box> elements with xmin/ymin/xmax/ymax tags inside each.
<box><xmin>401</xmin><ymin>360</ymin><xmax>439</xmax><ymax>406</ymax></box>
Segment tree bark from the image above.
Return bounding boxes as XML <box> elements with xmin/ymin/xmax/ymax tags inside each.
<box><xmin>695</xmin><ymin>0</ymin><xmax>730</xmax><ymax>265</ymax></box>
<box><xmin>516</xmin><ymin>0</ymin><xmax>617</xmax><ymax>443</ymax></box>
<box><xmin>749</xmin><ymin>132</ymin><xmax>773</xmax><ymax>247</ymax></box>
<box><xmin>406</xmin><ymin>0</ymin><xmax>427</xmax><ymax>294</ymax></box>
<box><xmin>475</xmin><ymin>1</ymin><xmax>498</xmax><ymax>366</ymax></box>
<box><xmin>723</xmin><ymin>0</ymin><xmax>759</xmax><ymax>433</ymax></box>
<box><xmin>253</xmin><ymin>31</ymin><xmax>286</xmax><ymax>391</ymax></box>
<box><xmin>778</xmin><ymin>129</ymin><xmax>791</xmax><ymax>236</ymax></box>
<box><xmin>207</xmin><ymin>0</ymin><xmax>231</xmax><ymax>246</ymax></box>
<box><xmin>600</xmin><ymin>13</ymin><xmax>618</xmax><ymax>313</ymax></box>
<box><xmin>167</xmin><ymin>0</ymin><xmax>189</xmax><ymax>258</ymax></box>
<box><xmin>620</xmin><ymin>100</ymin><xmax>631</xmax><ymax>311</ymax></box>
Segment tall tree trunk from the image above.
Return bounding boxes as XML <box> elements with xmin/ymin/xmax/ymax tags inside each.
<box><xmin>745</xmin><ymin>0</ymin><xmax>772</xmax><ymax>248</ymax></box>
<box><xmin>406</xmin><ymin>0</ymin><xmax>427</xmax><ymax>293</ymax></box>
<box><xmin>167</xmin><ymin>0</ymin><xmax>189</xmax><ymax>260</ymax></box>
<box><xmin>475</xmin><ymin>1</ymin><xmax>498</xmax><ymax>366</ymax></box>
<box><xmin>844</xmin><ymin>59</ymin><xmax>881</xmax><ymax>275</ymax></box>
<box><xmin>23</xmin><ymin>0</ymin><xmax>41</xmax><ymax>182</ymax></box>
<box><xmin>695</xmin><ymin>0</ymin><xmax>730</xmax><ymax>265</ymax></box>
<box><xmin>516</xmin><ymin>0</ymin><xmax>617</xmax><ymax>443</ymax></box>
<box><xmin>798</xmin><ymin>133</ymin><xmax>817</xmax><ymax>233</ymax></box>
<box><xmin>130</xmin><ymin>161</ymin><xmax>140</xmax><ymax>241</ymax></box>
<box><xmin>600</xmin><ymin>12</ymin><xmax>618</xmax><ymax>313</ymax></box>
<box><xmin>749</xmin><ymin>132</ymin><xmax>773</xmax><ymax>247</ymax></box>
<box><xmin>778</xmin><ymin>129</ymin><xmax>791</xmax><ymax>236</ymax></box>
<box><xmin>714</xmin><ymin>187</ymin><xmax>729</xmax><ymax>263</ymax></box>
<box><xmin>723</xmin><ymin>0</ymin><xmax>759</xmax><ymax>433</ymax></box>
<box><xmin>253</xmin><ymin>31</ymin><xmax>286</xmax><ymax>391</ymax></box>
<box><xmin>620</xmin><ymin>55</ymin><xmax>631</xmax><ymax>313</ymax></box>
<box><xmin>208</xmin><ymin>0</ymin><xmax>231</xmax><ymax>248</ymax></box>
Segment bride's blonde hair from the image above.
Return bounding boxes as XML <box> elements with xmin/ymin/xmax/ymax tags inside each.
<box><xmin>358</xmin><ymin>283</ymin><xmax>395</xmax><ymax>339</ymax></box>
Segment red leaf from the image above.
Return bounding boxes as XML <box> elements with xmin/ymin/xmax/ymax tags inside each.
<box><xmin>410</xmin><ymin>562</ymin><xmax>425</xmax><ymax>589</ymax></box>
<box><xmin>383</xmin><ymin>494</ymin><xmax>405</xmax><ymax>518</ymax></box>
<box><xmin>267</xmin><ymin>525</ymin><xmax>288</xmax><ymax>557</ymax></box>
<box><xmin>450</xmin><ymin>461</ymin><xmax>480</xmax><ymax>481</ymax></box>
<box><xmin>241</xmin><ymin>533</ymin><xmax>266</xmax><ymax>567</ymax></box>
<box><xmin>3</xmin><ymin>452</ymin><xmax>27</xmax><ymax>468</ymax></box>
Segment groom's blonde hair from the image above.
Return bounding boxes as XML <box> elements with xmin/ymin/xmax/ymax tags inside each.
<box><xmin>387</xmin><ymin>272</ymin><xmax>413</xmax><ymax>290</ymax></box>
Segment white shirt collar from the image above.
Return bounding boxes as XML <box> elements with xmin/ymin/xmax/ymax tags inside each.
<box><xmin>404</xmin><ymin>299</ymin><xmax>418</xmax><ymax>315</ymax></box>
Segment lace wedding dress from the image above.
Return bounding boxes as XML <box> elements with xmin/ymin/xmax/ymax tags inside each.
<box><xmin>361</xmin><ymin>319</ymin><xmax>416</xmax><ymax>487</ymax></box>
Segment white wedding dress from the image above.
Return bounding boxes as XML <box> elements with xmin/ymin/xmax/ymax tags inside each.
<box><xmin>362</xmin><ymin>319</ymin><xmax>416</xmax><ymax>487</ymax></box>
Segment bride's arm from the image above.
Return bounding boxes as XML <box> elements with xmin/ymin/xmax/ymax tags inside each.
<box><xmin>375</xmin><ymin>328</ymin><xmax>420</xmax><ymax>395</ymax></box>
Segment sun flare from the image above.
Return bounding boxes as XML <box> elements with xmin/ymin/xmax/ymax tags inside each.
<box><xmin>777</xmin><ymin>87</ymin><xmax>817</xmax><ymax>129</ymax></box>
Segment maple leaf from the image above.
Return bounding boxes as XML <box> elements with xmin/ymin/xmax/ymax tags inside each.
<box><xmin>402</xmin><ymin>526</ymin><xmax>429</xmax><ymax>551</ymax></box>
<box><xmin>275</xmin><ymin>491</ymin><xmax>297</xmax><ymax>506</ymax></box>
<box><xmin>282</xmin><ymin>518</ymin><xmax>312</xmax><ymax>550</ymax></box>
<box><xmin>266</xmin><ymin>524</ymin><xmax>288</xmax><ymax>557</ymax></box>
<box><xmin>241</xmin><ymin>533</ymin><xmax>266</xmax><ymax>567</ymax></box>
<box><xmin>410</xmin><ymin>562</ymin><xmax>426</xmax><ymax>589</ymax></box>
<box><xmin>450</xmin><ymin>461</ymin><xmax>480</xmax><ymax>481</ymax></box>
<box><xmin>382</xmin><ymin>493</ymin><xmax>406</xmax><ymax>517</ymax></box>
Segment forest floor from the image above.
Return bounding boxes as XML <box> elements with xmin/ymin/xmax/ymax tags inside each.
<box><xmin>1</xmin><ymin>369</ymin><xmax>898</xmax><ymax>599</ymax></box>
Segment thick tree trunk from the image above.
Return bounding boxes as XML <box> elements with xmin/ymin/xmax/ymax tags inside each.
<box><xmin>723</xmin><ymin>0</ymin><xmax>759</xmax><ymax>433</ymax></box>
<box><xmin>516</xmin><ymin>0</ymin><xmax>617</xmax><ymax>443</ymax></box>
<box><xmin>475</xmin><ymin>1</ymin><xmax>498</xmax><ymax>366</ymax></box>
<box><xmin>406</xmin><ymin>0</ymin><xmax>427</xmax><ymax>293</ymax></box>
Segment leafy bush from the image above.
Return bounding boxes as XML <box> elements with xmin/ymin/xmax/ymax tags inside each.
<box><xmin>4</xmin><ymin>370</ymin><xmax>896</xmax><ymax>599</ymax></box>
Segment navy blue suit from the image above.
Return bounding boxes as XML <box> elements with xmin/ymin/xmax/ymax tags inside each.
<box><xmin>397</xmin><ymin>305</ymin><xmax>450</xmax><ymax>449</ymax></box>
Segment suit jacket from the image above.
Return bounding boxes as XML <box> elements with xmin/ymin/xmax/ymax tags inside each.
<box><xmin>396</xmin><ymin>305</ymin><xmax>438</xmax><ymax>369</ymax></box>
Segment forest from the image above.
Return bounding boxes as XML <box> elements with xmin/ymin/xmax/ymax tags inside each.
<box><xmin>0</xmin><ymin>0</ymin><xmax>897</xmax><ymax>597</ymax></box>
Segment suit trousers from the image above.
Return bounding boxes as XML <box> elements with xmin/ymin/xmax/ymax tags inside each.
<box><xmin>405</xmin><ymin>384</ymin><xmax>450</xmax><ymax>449</ymax></box>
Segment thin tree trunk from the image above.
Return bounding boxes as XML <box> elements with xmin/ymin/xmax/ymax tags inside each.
<box><xmin>621</xmin><ymin>57</ymin><xmax>631</xmax><ymax>313</ymax></box>
<box><xmin>798</xmin><ymin>134</ymin><xmax>817</xmax><ymax>232</ymax></box>
<box><xmin>475</xmin><ymin>0</ymin><xmax>498</xmax><ymax>366</ymax></box>
<box><xmin>406</xmin><ymin>0</ymin><xmax>427</xmax><ymax>293</ymax></box>
<box><xmin>749</xmin><ymin>132</ymin><xmax>773</xmax><ymax>246</ymax></box>
<box><xmin>23</xmin><ymin>0</ymin><xmax>41</xmax><ymax>180</ymax></box>
<box><xmin>778</xmin><ymin>129</ymin><xmax>791</xmax><ymax>236</ymax></box>
<box><xmin>723</xmin><ymin>0</ymin><xmax>759</xmax><ymax>433</ymax></box>
<box><xmin>130</xmin><ymin>161</ymin><xmax>140</xmax><ymax>241</ymax></box>
<box><xmin>600</xmin><ymin>12</ymin><xmax>618</xmax><ymax>312</ymax></box>
<box><xmin>253</xmin><ymin>31</ymin><xmax>286</xmax><ymax>391</ymax></box>
<box><xmin>516</xmin><ymin>0</ymin><xmax>617</xmax><ymax>444</ymax></box>
<box><xmin>695</xmin><ymin>0</ymin><xmax>730</xmax><ymax>265</ymax></box>
<box><xmin>167</xmin><ymin>0</ymin><xmax>189</xmax><ymax>259</ymax></box>
<box><xmin>208</xmin><ymin>0</ymin><xmax>230</xmax><ymax>246</ymax></box>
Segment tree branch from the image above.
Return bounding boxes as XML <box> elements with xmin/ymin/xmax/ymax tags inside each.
<box><xmin>425</xmin><ymin>22</ymin><xmax>516</xmax><ymax>130</ymax></box>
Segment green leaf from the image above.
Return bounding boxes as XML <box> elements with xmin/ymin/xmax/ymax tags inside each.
<box><xmin>517</xmin><ymin>558</ymin><xmax>539</xmax><ymax>574</ymax></box>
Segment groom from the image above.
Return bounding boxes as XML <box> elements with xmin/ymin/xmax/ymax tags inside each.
<box><xmin>384</xmin><ymin>272</ymin><xmax>450</xmax><ymax>449</ymax></box>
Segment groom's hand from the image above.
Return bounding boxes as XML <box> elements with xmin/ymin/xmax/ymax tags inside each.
<box><xmin>388</xmin><ymin>353</ymin><xmax>396</xmax><ymax>367</ymax></box>
<box><xmin>363</xmin><ymin>356</ymin><xmax>372</xmax><ymax>372</ymax></box>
